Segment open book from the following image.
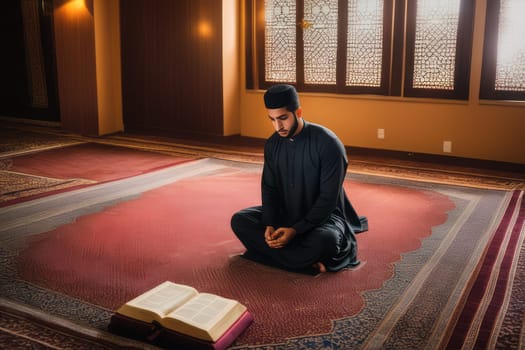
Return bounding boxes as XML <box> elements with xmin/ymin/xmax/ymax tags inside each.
<box><xmin>114</xmin><ymin>281</ymin><xmax>250</xmax><ymax>343</ymax></box>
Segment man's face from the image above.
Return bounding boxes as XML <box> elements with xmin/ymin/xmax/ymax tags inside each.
<box><xmin>267</xmin><ymin>107</ymin><xmax>299</xmax><ymax>138</ymax></box>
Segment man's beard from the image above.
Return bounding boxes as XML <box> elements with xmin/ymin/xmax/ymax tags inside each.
<box><xmin>285</xmin><ymin>111</ymin><xmax>299</xmax><ymax>138</ymax></box>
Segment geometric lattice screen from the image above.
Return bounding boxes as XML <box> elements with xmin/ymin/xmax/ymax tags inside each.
<box><xmin>263</xmin><ymin>0</ymin><xmax>472</xmax><ymax>94</ymax></box>
<box><xmin>265</xmin><ymin>0</ymin><xmax>297</xmax><ymax>82</ymax></box>
<box><xmin>265</xmin><ymin>0</ymin><xmax>387</xmax><ymax>87</ymax></box>
<box><xmin>412</xmin><ymin>0</ymin><xmax>460</xmax><ymax>90</ymax></box>
<box><xmin>346</xmin><ymin>0</ymin><xmax>384</xmax><ymax>87</ymax></box>
<box><xmin>495</xmin><ymin>0</ymin><xmax>525</xmax><ymax>92</ymax></box>
<box><xmin>303</xmin><ymin>0</ymin><xmax>338</xmax><ymax>84</ymax></box>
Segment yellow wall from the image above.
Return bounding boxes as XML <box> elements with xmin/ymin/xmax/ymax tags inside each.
<box><xmin>94</xmin><ymin>0</ymin><xmax>123</xmax><ymax>135</ymax></box>
<box><xmin>237</xmin><ymin>0</ymin><xmax>525</xmax><ymax>164</ymax></box>
<box><xmin>222</xmin><ymin>0</ymin><xmax>241</xmax><ymax>135</ymax></box>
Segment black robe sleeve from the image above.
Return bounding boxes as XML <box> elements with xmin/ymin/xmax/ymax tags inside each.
<box><xmin>261</xmin><ymin>136</ymin><xmax>281</xmax><ymax>228</ymax></box>
<box><xmin>291</xmin><ymin>132</ymin><xmax>348</xmax><ymax>234</ymax></box>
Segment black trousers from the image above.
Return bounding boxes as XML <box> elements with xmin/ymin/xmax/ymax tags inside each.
<box><xmin>231</xmin><ymin>206</ymin><xmax>354</xmax><ymax>274</ymax></box>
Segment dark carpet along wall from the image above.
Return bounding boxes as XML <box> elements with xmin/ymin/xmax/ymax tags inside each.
<box><xmin>120</xmin><ymin>0</ymin><xmax>224</xmax><ymax>136</ymax></box>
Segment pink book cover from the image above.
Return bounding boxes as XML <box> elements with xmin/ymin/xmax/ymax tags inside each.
<box><xmin>205</xmin><ymin>310</ymin><xmax>254</xmax><ymax>350</ymax></box>
<box><xmin>109</xmin><ymin>310</ymin><xmax>254</xmax><ymax>350</ymax></box>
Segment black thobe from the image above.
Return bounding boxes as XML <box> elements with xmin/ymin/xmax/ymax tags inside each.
<box><xmin>231</xmin><ymin>121</ymin><xmax>367</xmax><ymax>274</ymax></box>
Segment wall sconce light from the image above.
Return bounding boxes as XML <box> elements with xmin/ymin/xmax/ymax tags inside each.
<box><xmin>68</xmin><ymin>0</ymin><xmax>86</xmax><ymax>11</ymax></box>
<box><xmin>197</xmin><ymin>21</ymin><xmax>213</xmax><ymax>39</ymax></box>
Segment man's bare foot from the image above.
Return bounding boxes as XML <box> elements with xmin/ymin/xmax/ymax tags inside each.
<box><xmin>313</xmin><ymin>262</ymin><xmax>326</xmax><ymax>273</ymax></box>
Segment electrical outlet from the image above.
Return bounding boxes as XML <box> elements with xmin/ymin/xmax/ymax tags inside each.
<box><xmin>443</xmin><ymin>141</ymin><xmax>452</xmax><ymax>153</ymax></box>
<box><xmin>377</xmin><ymin>128</ymin><xmax>385</xmax><ymax>139</ymax></box>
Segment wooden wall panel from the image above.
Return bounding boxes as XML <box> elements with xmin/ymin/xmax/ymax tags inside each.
<box><xmin>0</xmin><ymin>0</ymin><xmax>59</xmax><ymax>121</ymax></box>
<box><xmin>53</xmin><ymin>0</ymin><xmax>99</xmax><ymax>135</ymax></box>
<box><xmin>0</xmin><ymin>1</ymin><xmax>30</xmax><ymax>115</ymax></box>
<box><xmin>120</xmin><ymin>0</ymin><xmax>223</xmax><ymax>136</ymax></box>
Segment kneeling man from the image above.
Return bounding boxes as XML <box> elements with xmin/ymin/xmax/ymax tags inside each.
<box><xmin>231</xmin><ymin>84</ymin><xmax>367</xmax><ymax>274</ymax></box>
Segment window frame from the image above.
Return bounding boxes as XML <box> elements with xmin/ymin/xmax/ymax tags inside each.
<box><xmin>403</xmin><ymin>0</ymin><xmax>475</xmax><ymax>99</ymax></box>
<box><xmin>338</xmin><ymin>0</ymin><xmax>394</xmax><ymax>96</ymax></box>
<box><xmin>479</xmin><ymin>0</ymin><xmax>525</xmax><ymax>101</ymax></box>
<box><xmin>247</xmin><ymin>0</ymin><xmax>475</xmax><ymax>100</ymax></box>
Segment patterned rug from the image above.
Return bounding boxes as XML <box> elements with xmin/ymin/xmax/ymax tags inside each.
<box><xmin>1</xmin><ymin>158</ymin><xmax>523</xmax><ymax>349</ymax></box>
<box><xmin>0</xmin><ymin>143</ymin><xmax>195</xmax><ymax>205</ymax></box>
<box><xmin>1</xmin><ymin>122</ymin><xmax>524</xmax><ymax>349</ymax></box>
<box><xmin>103</xmin><ymin>134</ymin><xmax>525</xmax><ymax>191</ymax></box>
<box><xmin>0</xmin><ymin>168</ymin><xmax>95</xmax><ymax>202</ymax></box>
<box><xmin>0</xmin><ymin>124</ymin><xmax>83</xmax><ymax>156</ymax></box>
<box><xmin>0</xmin><ymin>298</ymin><xmax>156</xmax><ymax>350</ymax></box>
<box><xmin>2</xmin><ymin>122</ymin><xmax>523</xmax><ymax>192</ymax></box>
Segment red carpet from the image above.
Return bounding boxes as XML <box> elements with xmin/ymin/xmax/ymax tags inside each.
<box><xmin>1</xmin><ymin>142</ymin><xmax>193</xmax><ymax>206</ymax></box>
<box><xmin>16</xmin><ymin>170</ymin><xmax>454</xmax><ymax>345</ymax></box>
<box><xmin>446</xmin><ymin>190</ymin><xmax>525</xmax><ymax>349</ymax></box>
<box><xmin>7</xmin><ymin>142</ymin><xmax>193</xmax><ymax>182</ymax></box>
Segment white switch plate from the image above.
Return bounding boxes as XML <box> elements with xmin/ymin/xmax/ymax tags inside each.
<box><xmin>377</xmin><ymin>128</ymin><xmax>385</xmax><ymax>139</ymax></box>
<box><xmin>443</xmin><ymin>141</ymin><xmax>452</xmax><ymax>153</ymax></box>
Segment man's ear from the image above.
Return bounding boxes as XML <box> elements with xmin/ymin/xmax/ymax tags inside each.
<box><xmin>296</xmin><ymin>107</ymin><xmax>303</xmax><ymax>118</ymax></box>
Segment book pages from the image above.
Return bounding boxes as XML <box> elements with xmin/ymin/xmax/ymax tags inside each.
<box><xmin>168</xmin><ymin>293</ymin><xmax>236</xmax><ymax>330</ymax></box>
<box><xmin>122</xmin><ymin>282</ymin><xmax>198</xmax><ymax>319</ymax></box>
